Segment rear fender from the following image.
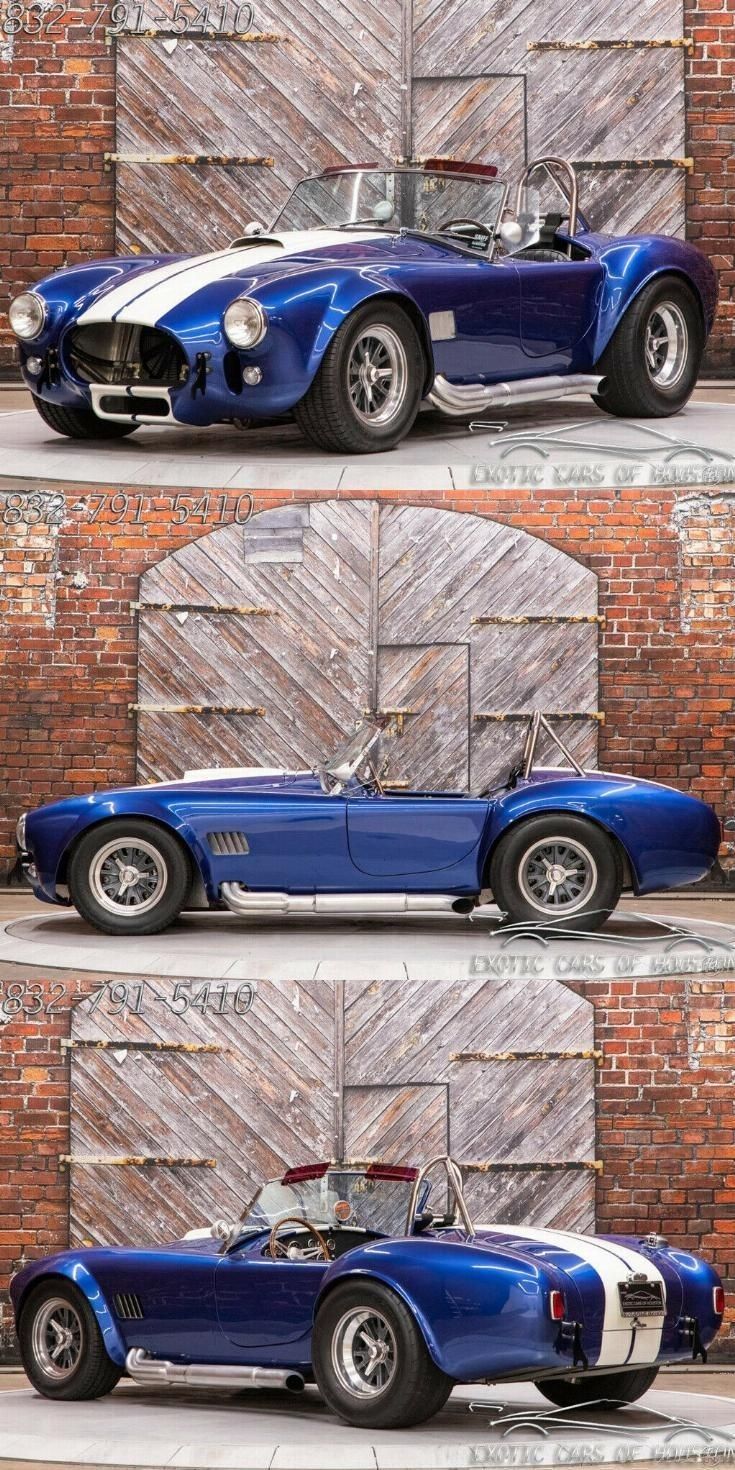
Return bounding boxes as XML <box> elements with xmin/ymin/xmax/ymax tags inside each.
<box><xmin>483</xmin><ymin>787</ymin><xmax>636</xmax><ymax>891</ymax></box>
<box><xmin>589</xmin><ymin>236</ymin><xmax>718</xmax><ymax>360</ymax></box>
<box><xmin>10</xmin><ymin>1260</ymin><xmax>126</xmax><ymax>1368</ymax></box>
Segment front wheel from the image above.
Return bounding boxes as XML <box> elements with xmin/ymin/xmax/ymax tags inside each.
<box><xmin>593</xmin><ymin>276</ymin><xmax>703</xmax><ymax>418</ymax></box>
<box><xmin>294</xmin><ymin>303</ymin><xmax>425</xmax><ymax>453</ymax></box>
<box><xmin>19</xmin><ymin>1281</ymin><xmax>121</xmax><ymax>1401</ymax></box>
<box><xmin>68</xmin><ymin>818</ymin><xmax>191</xmax><ymax>935</ymax></box>
<box><xmin>489</xmin><ymin>814</ymin><xmax>623</xmax><ymax>933</ymax></box>
<box><xmin>536</xmin><ymin>1366</ymin><xmax>659</xmax><ymax>1409</ymax></box>
<box><xmin>32</xmin><ymin>394</ymin><xmax>140</xmax><ymax>439</ymax></box>
<box><xmin>313</xmin><ymin>1280</ymin><xmax>453</xmax><ymax>1429</ymax></box>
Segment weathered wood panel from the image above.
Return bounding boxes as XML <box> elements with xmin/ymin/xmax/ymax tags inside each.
<box><xmin>70</xmin><ymin>973</ymin><xmax>596</xmax><ymax>1243</ymax></box>
<box><xmin>412</xmin><ymin>74</ymin><xmax>526</xmax><ymax>173</ymax></box>
<box><xmin>136</xmin><ymin>502</ymin><xmax>599</xmax><ymax>790</ymax></box>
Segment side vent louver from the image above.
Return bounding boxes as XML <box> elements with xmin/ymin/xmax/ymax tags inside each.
<box><xmin>207</xmin><ymin>831</ymin><xmax>250</xmax><ymax>856</ymax></box>
<box><xmin>114</xmin><ymin>1292</ymin><xmax>145</xmax><ymax>1321</ymax></box>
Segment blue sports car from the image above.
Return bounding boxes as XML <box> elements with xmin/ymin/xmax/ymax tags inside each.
<box><xmin>9</xmin><ymin>156</ymin><xmax>717</xmax><ymax>453</ymax></box>
<box><xmin>10</xmin><ymin>1156</ymin><xmax>724</xmax><ymax>1429</ymax></box>
<box><xmin>16</xmin><ymin>713</ymin><xmax>722</xmax><ymax>936</ymax></box>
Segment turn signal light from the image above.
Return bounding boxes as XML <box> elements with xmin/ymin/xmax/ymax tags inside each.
<box><xmin>550</xmin><ymin>1290</ymin><xmax>565</xmax><ymax>1321</ymax></box>
<box><xmin>714</xmin><ymin>1286</ymin><xmax>725</xmax><ymax>1315</ymax></box>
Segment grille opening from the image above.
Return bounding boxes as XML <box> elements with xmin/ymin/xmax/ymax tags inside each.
<box><xmin>114</xmin><ymin>1292</ymin><xmax>145</xmax><ymax>1320</ymax></box>
<box><xmin>98</xmin><ymin>393</ymin><xmax>171</xmax><ymax>419</ymax></box>
<box><xmin>223</xmin><ymin>349</ymin><xmax>243</xmax><ymax>394</ymax></box>
<box><xmin>66</xmin><ymin>323</ymin><xmax>188</xmax><ymax>387</ymax></box>
<box><xmin>207</xmin><ymin>830</ymin><xmax>250</xmax><ymax>856</ymax></box>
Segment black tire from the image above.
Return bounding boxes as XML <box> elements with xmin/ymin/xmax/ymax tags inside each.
<box><xmin>489</xmin><ymin>814</ymin><xmax>623</xmax><ymax>933</ymax></box>
<box><xmin>593</xmin><ymin>275</ymin><xmax>703</xmax><ymax>418</ymax></box>
<box><xmin>18</xmin><ymin>1280</ymin><xmax>122</xmax><ymax>1401</ymax></box>
<box><xmin>68</xmin><ymin>818</ymin><xmax>191</xmax><ymax>935</ymax></box>
<box><xmin>313</xmin><ymin>1280</ymin><xmax>453</xmax><ymax>1429</ymax></box>
<box><xmin>536</xmin><ymin>1366</ymin><xmax>659</xmax><ymax>1409</ymax></box>
<box><xmin>294</xmin><ymin>302</ymin><xmax>425</xmax><ymax>453</ymax></box>
<box><xmin>32</xmin><ymin>394</ymin><xmax>139</xmax><ymax>439</ymax></box>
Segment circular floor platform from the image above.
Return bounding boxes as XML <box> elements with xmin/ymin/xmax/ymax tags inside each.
<box><xmin>1</xmin><ymin>902</ymin><xmax>734</xmax><ymax>982</ymax></box>
<box><xmin>2</xmin><ymin>397</ymin><xmax>734</xmax><ymax>490</ymax></box>
<box><xmin>2</xmin><ymin>1378</ymin><xmax>735</xmax><ymax>1468</ymax></box>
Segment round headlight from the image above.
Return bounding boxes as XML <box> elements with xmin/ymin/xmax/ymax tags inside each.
<box><xmin>9</xmin><ymin>292</ymin><xmax>47</xmax><ymax>341</ymax></box>
<box><xmin>223</xmin><ymin>297</ymin><xmax>267</xmax><ymax>349</ymax></box>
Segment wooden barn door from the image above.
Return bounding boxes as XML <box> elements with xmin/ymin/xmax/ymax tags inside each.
<box><xmin>68</xmin><ymin>974</ymin><xmax>597</xmax><ymax>1245</ymax></box>
<box><xmin>135</xmin><ymin>501</ymin><xmax>600</xmax><ymax>792</ymax></box>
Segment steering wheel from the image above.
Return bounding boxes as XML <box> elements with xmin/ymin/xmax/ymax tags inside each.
<box><xmin>439</xmin><ymin>216</ymin><xmax>492</xmax><ymax>247</ymax></box>
<box><xmin>268</xmin><ymin>1216</ymin><xmax>331</xmax><ymax>1261</ymax></box>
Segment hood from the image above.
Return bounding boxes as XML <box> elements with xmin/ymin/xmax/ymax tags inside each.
<box><xmin>74</xmin><ymin>230</ymin><xmax>403</xmax><ymax>329</ymax></box>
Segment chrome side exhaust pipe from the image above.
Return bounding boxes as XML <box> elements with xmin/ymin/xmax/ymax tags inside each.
<box><xmin>220</xmin><ymin>883</ymin><xmax>469</xmax><ymax>917</ymax></box>
<box><xmin>125</xmin><ymin>1348</ymin><xmax>305</xmax><ymax>1393</ymax></box>
<box><xmin>427</xmin><ymin>373</ymin><xmax>604</xmax><ymax>417</ymax></box>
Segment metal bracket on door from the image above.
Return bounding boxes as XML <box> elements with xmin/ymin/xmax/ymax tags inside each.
<box><xmin>367</xmin><ymin>708</ymin><xmax>417</xmax><ymax>736</ymax></box>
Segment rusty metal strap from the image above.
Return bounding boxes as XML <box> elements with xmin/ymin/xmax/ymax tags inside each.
<box><xmin>450</xmin><ymin>1049</ymin><xmax>603</xmax><ymax>1064</ymax></box>
<box><xmin>462</xmin><ymin>1160</ymin><xmax>603</xmax><ymax>1174</ymax></box>
<box><xmin>59</xmin><ymin>1156</ymin><xmax>216</xmax><ymax>1169</ymax></box>
<box><xmin>471</xmin><ymin>614</ymin><xmax>604</xmax><ymax>626</ymax></box>
<box><xmin>61</xmin><ymin>1039</ymin><xmax>221</xmax><ymax>1054</ymax></box>
<box><xmin>574</xmin><ymin>159</ymin><xmax>693</xmax><ymax>172</ymax></box>
<box><xmin>473</xmin><ymin>711</ymin><xmax>604</xmax><ymax>723</ymax></box>
<box><xmin>128</xmin><ymin>703</ymin><xmax>266</xmax><ymax>716</ymax></box>
<box><xmin>132</xmin><ymin>602</ymin><xmax>274</xmax><ymax>615</ymax></box>
<box><xmin>528</xmin><ymin>38</ymin><xmax>693</xmax><ymax>52</ymax></box>
<box><xmin>108</xmin><ymin>28</ymin><xmax>283</xmax><ymax>41</ymax></box>
<box><xmin>105</xmin><ymin>153</ymin><xmax>275</xmax><ymax>168</ymax></box>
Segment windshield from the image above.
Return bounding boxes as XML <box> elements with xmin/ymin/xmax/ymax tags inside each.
<box><xmin>319</xmin><ymin>720</ymin><xmax>382</xmax><ymax>794</ymax></box>
<box><xmin>240</xmin><ymin>1167</ymin><xmax>422</xmax><ymax>1237</ymax></box>
<box><xmin>272</xmin><ymin>169</ymin><xmax>506</xmax><ymax>245</ymax></box>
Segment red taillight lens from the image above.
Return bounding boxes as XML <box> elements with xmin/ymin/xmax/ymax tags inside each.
<box><xmin>550</xmin><ymin>1290</ymin><xmax>565</xmax><ymax>1321</ymax></box>
<box><xmin>714</xmin><ymin>1286</ymin><xmax>725</xmax><ymax>1315</ymax></box>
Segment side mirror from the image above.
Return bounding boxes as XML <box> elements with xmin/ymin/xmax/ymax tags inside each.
<box><xmin>211</xmin><ymin>1218</ymin><xmax>234</xmax><ymax>1241</ymax></box>
<box><xmin>497</xmin><ymin>219</ymin><xmax>524</xmax><ymax>249</ymax></box>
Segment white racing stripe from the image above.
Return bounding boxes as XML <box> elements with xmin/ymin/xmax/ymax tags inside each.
<box><xmin>477</xmin><ymin>1223</ymin><xmax>666</xmax><ymax>1369</ymax></box>
<box><xmin>78</xmin><ymin>231</ymin><xmax>381</xmax><ymax>329</ymax></box>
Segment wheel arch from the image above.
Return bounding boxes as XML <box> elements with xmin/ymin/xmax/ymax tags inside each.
<box><xmin>593</xmin><ymin>257</ymin><xmax>712</xmax><ymax>363</ymax></box>
<box><xmin>13</xmin><ymin>1265</ymin><xmax>127</xmax><ymax>1369</ymax></box>
<box><xmin>57</xmin><ymin>809</ymin><xmax>205</xmax><ymax>901</ymax></box>
<box><xmin>483</xmin><ymin>807</ymin><xmax>635</xmax><ymax>893</ymax></box>
<box><xmin>314</xmin><ymin>1268</ymin><xmax>447</xmax><ymax>1374</ymax></box>
<box><xmin>300</xmin><ymin>279</ymin><xmax>436</xmax><ymax>396</ymax></box>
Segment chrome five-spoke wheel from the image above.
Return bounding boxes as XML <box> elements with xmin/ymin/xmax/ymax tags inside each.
<box><xmin>90</xmin><ymin>837</ymin><xmax>168</xmax><ymax>916</ymax></box>
<box><xmin>644</xmin><ymin>301</ymin><xmax>689</xmax><ymax>389</ymax></box>
<box><xmin>347</xmin><ymin>326</ymin><xmax>408</xmax><ymax>426</ymax></box>
<box><xmin>517</xmin><ymin>836</ymin><xmax>597</xmax><ymax>915</ymax></box>
<box><xmin>31</xmin><ymin>1298</ymin><xmax>84</xmax><ymax>1381</ymax></box>
<box><xmin>331</xmin><ymin>1307</ymin><xmax>398</xmax><ymax>1398</ymax></box>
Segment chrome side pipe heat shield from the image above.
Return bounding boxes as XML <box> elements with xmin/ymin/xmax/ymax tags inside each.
<box><xmin>220</xmin><ymin>883</ymin><xmax>471</xmax><ymax>917</ymax></box>
<box><xmin>125</xmin><ymin>1348</ymin><xmax>305</xmax><ymax>1393</ymax></box>
<box><xmin>427</xmin><ymin>373</ymin><xmax>604</xmax><ymax>417</ymax></box>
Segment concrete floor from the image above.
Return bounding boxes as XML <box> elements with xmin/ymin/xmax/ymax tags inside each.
<box><xmin>0</xmin><ymin>383</ymin><xmax>733</xmax><ymax>491</ymax></box>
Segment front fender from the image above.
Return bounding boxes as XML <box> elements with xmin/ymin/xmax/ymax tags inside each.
<box><xmin>9</xmin><ymin>1256</ymin><xmax>127</xmax><ymax>1368</ymax></box>
<box><xmin>588</xmin><ymin>234</ymin><xmax>719</xmax><ymax>361</ymax></box>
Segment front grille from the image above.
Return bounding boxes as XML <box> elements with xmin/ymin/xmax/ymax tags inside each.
<box><xmin>114</xmin><ymin>1292</ymin><xmax>145</xmax><ymax>1320</ymax></box>
<box><xmin>66</xmin><ymin>323</ymin><xmax>187</xmax><ymax>387</ymax></box>
<box><xmin>207</xmin><ymin>830</ymin><xmax>250</xmax><ymax>856</ymax></box>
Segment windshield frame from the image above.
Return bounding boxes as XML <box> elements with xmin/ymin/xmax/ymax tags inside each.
<box><xmin>231</xmin><ymin>1163</ymin><xmax>428</xmax><ymax>1246</ymax></box>
<box><xmin>318</xmin><ymin>719</ymin><xmax>383</xmax><ymax>795</ymax></box>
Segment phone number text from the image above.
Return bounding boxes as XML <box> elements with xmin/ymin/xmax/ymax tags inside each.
<box><xmin>0</xmin><ymin>979</ymin><xmax>256</xmax><ymax>1019</ymax></box>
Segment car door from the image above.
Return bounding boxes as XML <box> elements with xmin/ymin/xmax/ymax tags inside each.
<box><xmin>345</xmin><ymin>792</ymin><xmax>489</xmax><ymax>879</ymax></box>
<box><xmin>408</xmin><ymin>254</ymin><xmax>526</xmax><ymax>381</ymax></box>
<box><xmin>215</xmin><ymin>1248</ymin><xmax>328</xmax><ymax>1353</ymax></box>
<box><xmin>513</xmin><ymin>258</ymin><xmax>604</xmax><ymax>361</ymax></box>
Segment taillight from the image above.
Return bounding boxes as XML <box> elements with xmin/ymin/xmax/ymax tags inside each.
<box><xmin>550</xmin><ymin>1290</ymin><xmax>565</xmax><ymax>1321</ymax></box>
<box><xmin>714</xmin><ymin>1286</ymin><xmax>725</xmax><ymax>1315</ymax></box>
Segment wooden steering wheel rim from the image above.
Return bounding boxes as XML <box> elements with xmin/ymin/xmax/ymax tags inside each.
<box><xmin>268</xmin><ymin>1215</ymin><xmax>331</xmax><ymax>1261</ymax></box>
<box><xmin>439</xmin><ymin>216</ymin><xmax>491</xmax><ymax>238</ymax></box>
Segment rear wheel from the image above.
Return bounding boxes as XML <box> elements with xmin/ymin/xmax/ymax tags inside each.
<box><xmin>294</xmin><ymin>302</ymin><xmax>425</xmax><ymax>453</ymax></box>
<box><xmin>313</xmin><ymin>1280</ymin><xmax>453</xmax><ymax>1428</ymax></box>
<box><xmin>19</xmin><ymin>1281</ymin><xmax>121</xmax><ymax>1401</ymax></box>
<box><xmin>593</xmin><ymin>276</ymin><xmax>703</xmax><ymax>418</ymax></box>
<box><xmin>489</xmin><ymin>814</ymin><xmax>623</xmax><ymax>932</ymax></box>
<box><xmin>32</xmin><ymin>394</ymin><xmax>139</xmax><ymax>439</ymax></box>
<box><xmin>536</xmin><ymin>1366</ymin><xmax>659</xmax><ymax>1408</ymax></box>
<box><xmin>68</xmin><ymin>818</ymin><xmax>191</xmax><ymax>935</ymax></box>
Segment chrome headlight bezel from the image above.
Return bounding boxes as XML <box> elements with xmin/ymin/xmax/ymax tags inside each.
<box><xmin>223</xmin><ymin>297</ymin><xmax>268</xmax><ymax>350</ymax></box>
<box><xmin>9</xmin><ymin>291</ymin><xmax>47</xmax><ymax>342</ymax></box>
<box><xmin>16</xmin><ymin>813</ymin><xmax>27</xmax><ymax>851</ymax></box>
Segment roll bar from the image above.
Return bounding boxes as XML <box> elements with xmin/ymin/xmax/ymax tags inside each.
<box><xmin>521</xmin><ymin>710</ymin><xmax>588</xmax><ymax>779</ymax></box>
<box><xmin>514</xmin><ymin>156</ymin><xmax>579</xmax><ymax>239</ymax></box>
<box><xmin>406</xmin><ymin>1155</ymin><xmax>475</xmax><ymax>1238</ymax></box>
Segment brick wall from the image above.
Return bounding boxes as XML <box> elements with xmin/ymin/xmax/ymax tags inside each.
<box><xmin>1</xmin><ymin>966</ymin><xmax>734</xmax><ymax>1361</ymax></box>
<box><xmin>684</xmin><ymin>0</ymin><xmax>735</xmax><ymax>375</ymax></box>
<box><xmin>2</xmin><ymin>483</ymin><xmax>733</xmax><ymax>879</ymax></box>
<box><xmin>0</xmin><ymin>5</ymin><xmax>114</xmax><ymax>372</ymax></box>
